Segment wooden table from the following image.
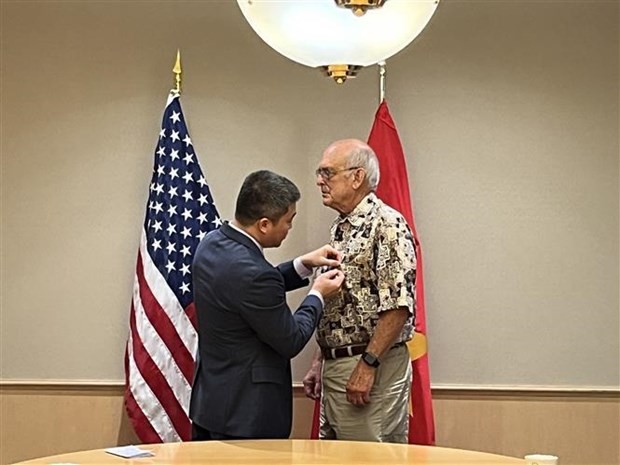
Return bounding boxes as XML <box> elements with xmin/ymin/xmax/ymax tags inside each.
<box><xmin>14</xmin><ymin>439</ymin><xmax>526</xmax><ymax>464</ymax></box>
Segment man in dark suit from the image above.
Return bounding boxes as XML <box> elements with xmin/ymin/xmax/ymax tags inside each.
<box><xmin>190</xmin><ymin>170</ymin><xmax>345</xmax><ymax>441</ymax></box>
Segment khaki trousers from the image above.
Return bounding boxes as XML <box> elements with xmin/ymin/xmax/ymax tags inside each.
<box><xmin>319</xmin><ymin>344</ymin><xmax>411</xmax><ymax>443</ymax></box>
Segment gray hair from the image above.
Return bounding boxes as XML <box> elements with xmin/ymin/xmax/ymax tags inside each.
<box><xmin>345</xmin><ymin>144</ymin><xmax>380</xmax><ymax>190</ymax></box>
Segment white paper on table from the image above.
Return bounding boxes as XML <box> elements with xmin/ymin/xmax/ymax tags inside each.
<box><xmin>105</xmin><ymin>445</ymin><xmax>155</xmax><ymax>459</ymax></box>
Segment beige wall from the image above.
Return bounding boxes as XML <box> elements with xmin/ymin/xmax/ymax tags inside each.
<box><xmin>1</xmin><ymin>385</ymin><xmax>618</xmax><ymax>465</ymax></box>
<box><xmin>2</xmin><ymin>0</ymin><xmax>618</xmax><ymax>389</ymax></box>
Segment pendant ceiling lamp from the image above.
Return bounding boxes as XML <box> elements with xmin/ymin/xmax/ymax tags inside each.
<box><xmin>236</xmin><ymin>0</ymin><xmax>439</xmax><ymax>83</ymax></box>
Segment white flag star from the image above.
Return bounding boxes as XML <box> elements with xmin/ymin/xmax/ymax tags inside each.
<box><xmin>166</xmin><ymin>242</ymin><xmax>176</xmax><ymax>254</ymax></box>
<box><xmin>180</xmin><ymin>245</ymin><xmax>191</xmax><ymax>257</ymax></box>
<box><xmin>167</xmin><ymin>205</ymin><xmax>177</xmax><ymax>216</ymax></box>
<box><xmin>197</xmin><ymin>212</ymin><xmax>208</xmax><ymax>224</ymax></box>
<box><xmin>165</xmin><ymin>260</ymin><xmax>176</xmax><ymax>273</ymax></box>
<box><xmin>152</xmin><ymin>220</ymin><xmax>162</xmax><ymax>233</ymax></box>
<box><xmin>182</xmin><ymin>190</ymin><xmax>193</xmax><ymax>202</ymax></box>
<box><xmin>153</xmin><ymin>202</ymin><xmax>163</xmax><ymax>214</ymax></box>
<box><xmin>180</xmin><ymin>263</ymin><xmax>191</xmax><ymax>276</ymax></box>
<box><xmin>183</xmin><ymin>134</ymin><xmax>192</xmax><ymax>147</ymax></box>
<box><xmin>197</xmin><ymin>230</ymin><xmax>207</xmax><ymax>241</ymax></box>
<box><xmin>170</xmin><ymin>149</ymin><xmax>180</xmax><ymax>161</ymax></box>
<box><xmin>213</xmin><ymin>217</ymin><xmax>223</xmax><ymax>227</ymax></box>
<box><xmin>166</xmin><ymin>223</ymin><xmax>177</xmax><ymax>235</ymax></box>
<box><xmin>183</xmin><ymin>153</ymin><xmax>194</xmax><ymax>165</ymax></box>
<box><xmin>169</xmin><ymin>167</ymin><xmax>179</xmax><ymax>180</ymax></box>
<box><xmin>152</xmin><ymin>239</ymin><xmax>162</xmax><ymax>251</ymax></box>
<box><xmin>181</xmin><ymin>208</ymin><xmax>192</xmax><ymax>220</ymax></box>
<box><xmin>157</xmin><ymin>146</ymin><xmax>166</xmax><ymax>156</ymax></box>
<box><xmin>182</xmin><ymin>172</ymin><xmax>193</xmax><ymax>184</ymax></box>
<box><xmin>157</xmin><ymin>165</ymin><xmax>165</xmax><ymax>176</ymax></box>
<box><xmin>159</xmin><ymin>128</ymin><xmax>166</xmax><ymax>139</ymax></box>
<box><xmin>168</xmin><ymin>186</ymin><xmax>178</xmax><ymax>198</ymax></box>
<box><xmin>197</xmin><ymin>194</ymin><xmax>208</xmax><ymax>206</ymax></box>
<box><xmin>180</xmin><ymin>282</ymin><xmax>190</xmax><ymax>294</ymax></box>
<box><xmin>170</xmin><ymin>130</ymin><xmax>180</xmax><ymax>142</ymax></box>
<box><xmin>181</xmin><ymin>226</ymin><xmax>192</xmax><ymax>239</ymax></box>
<box><xmin>197</xmin><ymin>176</ymin><xmax>207</xmax><ymax>188</ymax></box>
<box><xmin>170</xmin><ymin>111</ymin><xmax>181</xmax><ymax>124</ymax></box>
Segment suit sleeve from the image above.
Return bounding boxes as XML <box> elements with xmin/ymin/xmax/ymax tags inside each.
<box><xmin>276</xmin><ymin>260</ymin><xmax>309</xmax><ymax>292</ymax></box>
<box><xmin>239</xmin><ymin>268</ymin><xmax>322</xmax><ymax>359</ymax></box>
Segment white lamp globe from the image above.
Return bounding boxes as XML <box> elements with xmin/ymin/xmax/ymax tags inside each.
<box><xmin>236</xmin><ymin>0</ymin><xmax>439</xmax><ymax>82</ymax></box>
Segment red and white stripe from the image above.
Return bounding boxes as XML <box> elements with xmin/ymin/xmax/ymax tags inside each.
<box><xmin>124</xmin><ymin>230</ymin><xmax>197</xmax><ymax>442</ymax></box>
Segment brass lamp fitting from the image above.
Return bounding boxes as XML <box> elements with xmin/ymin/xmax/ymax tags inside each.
<box><xmin>319</xmin><ymin>64</ymin><xmax>363</xmax><ymax>84</ymax></box>
<box><xmin>334</xmin><ymin>0</ymin><xmax>388</xmax><ymax>16</ymax></box>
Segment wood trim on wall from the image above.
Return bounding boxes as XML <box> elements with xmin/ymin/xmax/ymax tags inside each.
<box><xmin>2</xmin><ymin>379</ymin><xmax>618</xmax><ymax>395</ymax></box>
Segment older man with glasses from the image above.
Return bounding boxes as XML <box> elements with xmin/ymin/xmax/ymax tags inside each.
<box><xmin>303</xmin><ymin>138</ymin><xmax>417</xmax><ymax>444</ymax></box>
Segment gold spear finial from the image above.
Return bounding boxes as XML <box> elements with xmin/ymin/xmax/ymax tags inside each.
<box><xmin>173</xmin><ymin>49</ymin><xmax>182</xmax><ymax>94</ymax></box>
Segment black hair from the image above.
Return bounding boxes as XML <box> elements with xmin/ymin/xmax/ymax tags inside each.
<box><xmin>235</xmin><ymin>170</ymin><xmax>300</xmax><ymax>225</ymax></box>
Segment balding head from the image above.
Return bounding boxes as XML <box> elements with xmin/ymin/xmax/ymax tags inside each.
<box><xmin>323</xmin><ymin>139</ymin><xmax>380</xmax><ymax>191</ymax></box>
<box><xmin>316</xmin><ymin>139</ymin><xmax>381</xmax><ymax>215</ymax></box>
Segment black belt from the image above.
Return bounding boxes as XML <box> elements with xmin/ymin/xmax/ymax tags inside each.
<box><xmin>321</xmin><ymin>342</ymin><xmax>406</xmax><ymax>361</ymax></box>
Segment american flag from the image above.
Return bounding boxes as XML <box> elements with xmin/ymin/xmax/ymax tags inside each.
<box><xmin>124</xmin><ymin>91</ymin><xmax>221</xmax><ymax>443</ymax></box>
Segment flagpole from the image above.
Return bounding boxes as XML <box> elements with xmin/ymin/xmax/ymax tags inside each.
<box><xmin>125</xmin><ymin>47</ymin><xmax>222</xmax><ymax>442</ymax></box>
<box><xmin>173</xmin><ymin>49</ymin><xmax>182</xmax><ymax>95</ymax></box>
<box><xmin>378</xmin><ymin>61</ymin><xmax>386</xmax><ymax>104</ymax></box>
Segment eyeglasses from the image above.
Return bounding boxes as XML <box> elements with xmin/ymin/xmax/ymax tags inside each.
<box><xmin>315</xmin><ymin>166</ymin><xmax>361</xmax><ymax>180</ymax></box>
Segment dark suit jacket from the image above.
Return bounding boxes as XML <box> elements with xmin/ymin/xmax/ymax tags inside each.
<box><xmin>189</xmin><ymin>222</ymin><xmax>322</xmax><ymax>438</ymax></box>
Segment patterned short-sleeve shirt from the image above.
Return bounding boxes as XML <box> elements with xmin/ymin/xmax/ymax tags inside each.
<box><xmin>316</xmin><ymin>193</ymin><xmax>416</xmax><ymax>349</ymax></box>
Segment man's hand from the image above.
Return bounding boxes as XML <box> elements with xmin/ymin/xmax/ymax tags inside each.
<box><xmin>345</xmin><ymin>362</ymin><xmax>376</xmax><ymax>407</ymax></box>
<box><xmin>302</xmin><ymin>357</ymin><xmax>323</xmax><ymax>400</ymax></box>
<box><xmin>300</xmin><ymin>245</ymin><xmax>342</xmax><ymax>269</ymax></box>
<box><xmin>311</xmin><ymin>269</ymin><xmax>344</xmax><ymax>298</ymax></box>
